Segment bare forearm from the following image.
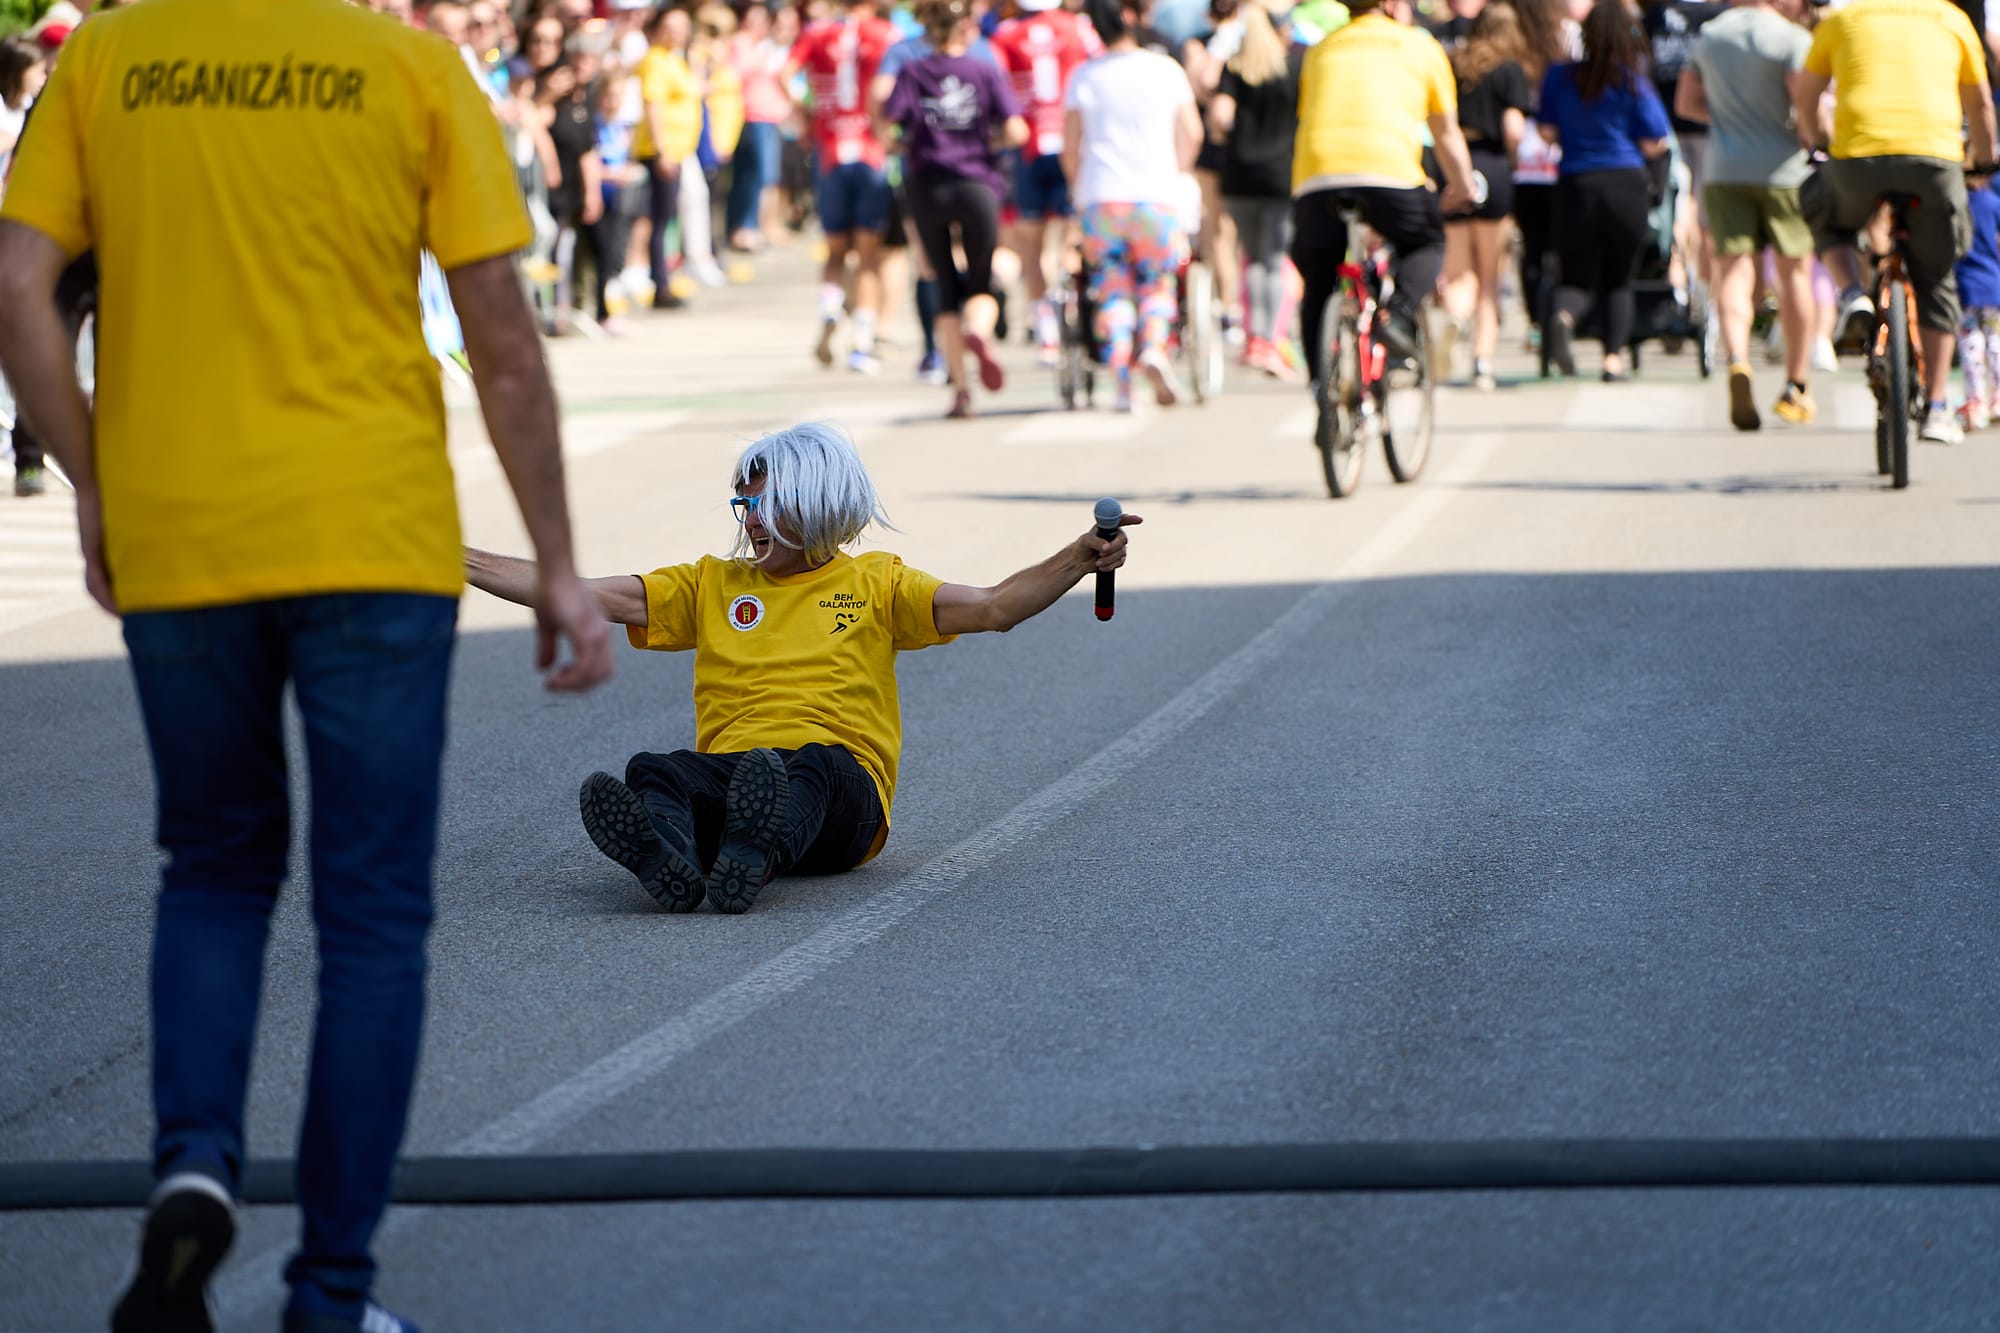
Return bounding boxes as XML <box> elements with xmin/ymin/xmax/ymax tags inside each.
<box><xmin>1433</xmin><ymin>121</ymin><xmax>1475</xmax><ymax>193</ymax></box>
<box><xmin>989</xmin><ymin>542</ymin><xmax>1093</xmax><ymax>631</ymax></box>
<box><xmin>464</xmin><ymin>546</ymin><xmax>543</xmax><ymax>606</ymax></box>
<box><xmin>0</xmin><ymin>287</ymin><xmax>95</xmax><ymax>495</ymax></box>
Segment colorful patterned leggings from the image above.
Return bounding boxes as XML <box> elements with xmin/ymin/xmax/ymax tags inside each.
<box><xmin>1959</xmin><ymin>306</ymin><xmax>2000</xmax><ymax>405</ymax></box>
<box><xmin>1080</xmin><ymin>203</ymin><xmax>1184</xmax><ymax>375</ymax></box>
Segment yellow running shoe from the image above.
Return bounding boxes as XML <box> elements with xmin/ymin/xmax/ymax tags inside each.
<box><xmin>1728</xmin><ymin>362</ymin><xmax>1760</xmax><ymax>431</ymax></box>
<box><xmin>1772</xmin><ymin>383</ymin><xmax>1816</xmax><ymax>425</ymax></box>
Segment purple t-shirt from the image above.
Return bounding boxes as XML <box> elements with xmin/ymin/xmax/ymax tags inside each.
<box><xmin>883</xmin><ymin>52</ymin><xmax>1020</xmax><ymax>192</ymax></box>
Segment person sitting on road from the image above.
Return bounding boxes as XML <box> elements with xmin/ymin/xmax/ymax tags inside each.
<box><xmin>463</xmin><ymin>422</ymin><xmax>1141</xmax><ymax>915</ymax></box>
<box><xmin>1793</xmin><ymin>0</ymin><xmax>1996</xmax><ymax>446</ymax></box>
<box><xmin>1289</xmin><ymin>0</ymin><xmax>1477</xmax><ymax>395</ymax></box>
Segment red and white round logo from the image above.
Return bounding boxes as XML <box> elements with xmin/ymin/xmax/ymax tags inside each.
<box><xmin>728</xmin><ymin>594</ymin><xmax>765</xmax><ymax>632</ymax></box>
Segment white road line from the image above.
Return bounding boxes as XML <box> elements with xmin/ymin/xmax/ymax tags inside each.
<box><xmin>212</xmin><ymin>430</ymin><xmax>1506</xmax><ymax>1328</ymax></box>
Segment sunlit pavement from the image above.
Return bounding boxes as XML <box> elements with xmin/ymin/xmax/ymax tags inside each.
<box><xmin>6</xmin><ymin>246</ymin><xmax>2000</xmax><ymax>1330</ymax></box>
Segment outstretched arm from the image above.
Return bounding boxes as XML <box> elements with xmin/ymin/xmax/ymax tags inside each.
<box><xmin>933</xmin><ymin>514</ymin><xmax>1143</xmax><ymax>636</ymax></box>
<box><xmin>465</xmin><ymin>546</ymin><xmax>651</xmax><ymax>628</ymax></box>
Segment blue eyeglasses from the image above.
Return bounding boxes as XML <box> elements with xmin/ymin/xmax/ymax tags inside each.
<box><xmin>729</xmin><ymin>494</ymin><xmax>765</xmax><ymax>523</ymax></box>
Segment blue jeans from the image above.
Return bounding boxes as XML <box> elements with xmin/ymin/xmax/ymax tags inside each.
<box><xmin>122</xmin><ymin>592</ymin><xmax>458</xmax><ymax>1323</ymax></box>
<box><xmin>726</xmin><ymin>121</ymin><xmax>783</xmax><ymax>237</ymax></box>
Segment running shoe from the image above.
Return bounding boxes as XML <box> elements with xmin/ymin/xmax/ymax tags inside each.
<box><xmin>1811</xmin><ymin>337</ymin><xmax>1840</xmax><ymax>373</ymax></box>
<box><xmin>110</xmin><ymin>1172</ymin><xmax>236</xmax><ymax>1333</ymax></box>
<box><xmin>1919</xmin><ymin>407</ymin><xmax>1964</xmax><ymax>445</ymax></box>
<box><xmin>963</xmin><ymin>330</ymin><xmax>1005</xmax><ymax>392</ymax></box>
<box><xmin>946</xmin><ymin>388</ymin><xmax>974</xmax><ymax>419</ymax></box>
<box><xmin>847</xmin><ymin>349</ymin><xmax>882</xmax><ymax>375</ymax></box>
<box><xmin>1138</xmin><ymin>347</ymin><xmax>1183</xmax><ymax>407</ymax></box>
<box><xmin>1771</xmin><ymin>383</ymin><xmax>1816</xmax><ymax>425</ymax></box>
<box><xmin>283</xmin><ymin>1303</ymin><xmax>422</xmax><ymax>1333</ymax></box>
<box><xmin>1728</xmin><ymin>362</ymin><xmax>1761</xmax><ymax>431</ymax></box>
<box><xmin>814</xmin><ymin>317</ymin><xmax>837</xmax><ymax>366</ymax></box>
<box><xmin>1835</xmin><ymin>286</ymin><xmax>1875</xmax><ymax>349</ymax></box>
<box><xmin>1471</xmin><ymin>359</ymin><xmax>1496</xmax><ymax>393</ymax></box>
<box><xmin>1960</xmin><ymin>397</ymin><xmax>1990</xmax><ymax>431</ymax></box>
<box><xmin>14</xmin><ymin>464</ymin><xmax>45</xmax><ymax>496</ymax></box>
<box><xmin>917</xmin><ymin>350</ymin><xmax>949</xmax><ymax>385</ymax></box>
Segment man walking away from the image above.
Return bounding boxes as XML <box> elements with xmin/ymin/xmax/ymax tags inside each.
<box><xmin>0</xmin><ymin>1</ymin><xmax>616</xmax><ymax>1329</ymax></box>
<box><xmin>1678</xmin><ymin>0</ymin><xmax>1818</xmax><ymax>429</ymax></box>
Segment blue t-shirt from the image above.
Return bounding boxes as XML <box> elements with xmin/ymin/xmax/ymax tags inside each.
<box><xmin>1959</xmin><ymin>183</ymin><xmax>2000</xmax><ymax>311</ymax></box>
<box><xmin>1538</xmin><ymin>63</ymin><xmax>1672</xmax><ymax>175</ymax></box>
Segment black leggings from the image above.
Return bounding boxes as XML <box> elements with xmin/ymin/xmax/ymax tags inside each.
<box><xmin>623</xmin><ymin>742</ymin><xmax>885</xmax><ymax>881</ymax></box>
<box><xmin>642</xmin><ymin>160</ymin><xmax>681</xmax><ymax>294</ymax></box>
<box><xmin>905</xmin><ymin>173</ymin><xmax>1000</xmax><ymax>315</ymax></box>
<box><xmin>1513</xmin><ymin>182</ymin><xmax>1555</xmax><ymax>331</ymax></box>
<box><xmin>1291</xmin><ymin>185</ymin><xmax>1444</xmax><ymax>383</ymax></box>
<box><xmin>1552</xmin><ymin>167</ymin><xmax>1651</xmax><ymax>356</ymax></box>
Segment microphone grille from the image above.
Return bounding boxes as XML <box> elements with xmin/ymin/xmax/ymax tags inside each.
<box><xmin>1093</xmin><ymin>497</ymin><xmax>1123</xmax><ymax>528</ymax></box>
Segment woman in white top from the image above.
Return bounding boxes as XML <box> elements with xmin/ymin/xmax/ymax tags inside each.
<box><xmin>1062</xmin><ymin>0</ymin><xmax>1203</xmax><ymax>410</ymax></box>
<box><xmin>0</xmin><ymin>37</ymin><xmax>47</xmax><ymax>185</ymax></box>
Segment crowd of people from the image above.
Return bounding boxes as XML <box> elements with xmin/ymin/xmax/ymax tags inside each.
<box><xmin>2</xmin><ymin>0</ymin><xmax>1996</xmax><ymax>445</ymax></box>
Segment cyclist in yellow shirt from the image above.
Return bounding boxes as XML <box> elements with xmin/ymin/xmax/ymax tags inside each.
<box><xmin>1794</xmin><ymin>0</ymin><xmax>1997</xmax><ymax>444</ymax></box>
<box><xmin>1290</xmin><ymin>0</ymin><xmax>1476</xmax><ymax>384</ymax></box>
<box><xmin>465</xmin><ymin>422</ymin><xmax>1141</xmax><ymax>916</ymax></box>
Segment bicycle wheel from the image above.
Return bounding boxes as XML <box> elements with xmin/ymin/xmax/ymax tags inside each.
<box><xmin>1885</xmin><ymin>281</ymin><xmax>1911</xmax><ymax>490</ymax></box>
<box><xmin>1186</xmin><ymin>261</ymin><xmax>1226</xmax><ymax>402</ymax></box>
<box><xmin>1058</xmin><ymin>286</ymin><xmax>1084</xmax><ymax>411</ymax></box>
<box><xmin>1316</xmin><ymin>298</ymin><xmax>1365</xmax><ymax>498</ymax></box>
<box><xmin>1382</xmin><ymin>306</ymin><xmax>1435</xmax><ymax>484</ymax></box>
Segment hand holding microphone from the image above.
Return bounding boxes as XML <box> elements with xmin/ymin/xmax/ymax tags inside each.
<box><xmin>1089</xmin><ymin>497</ymin><xmax>1142</xmax><ymax>622</ymax></box>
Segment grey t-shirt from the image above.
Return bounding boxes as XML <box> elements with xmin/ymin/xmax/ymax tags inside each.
<box><xmin>1690</xmin><ymin>6</ymin><xmax>1812</xmax><ymax>187</ymax></box>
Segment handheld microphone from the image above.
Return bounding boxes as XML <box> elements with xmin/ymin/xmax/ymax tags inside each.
<box><xmin>1093</xmin><ymin>497</ymin><xmax>1122</xmax><ymax>622</ymax></box>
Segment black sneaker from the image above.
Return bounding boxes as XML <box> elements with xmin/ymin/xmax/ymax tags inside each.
<box><xmin>651</xmin><ymin>289</ymin><xmax>685</xmax><ymax>310</ymax></box>
<box><xmin>110</xmin><ymin>1172</ymin><xmax>237</xmax><ymax>1333</ymax></box>
<box><xmin>1546</xmin><ymin>312</ymin><xmax>1578</xmax><ymax>377</ymax></box>
<box><xmin>1376</xmin><ymin>309</ymin><xmax>1420</xmax><ymax>367</ymax></box>
<box><xmin>706</xmin><ymin>749</ymin><xmax>789</xmax><ymax>915</ymax></box>
<box><xmin>14</xmin><ymin>465</ymin><xmax>45</xmax><ymax>497</ymax></box>
<box><xmin>284</xmin><ymin>1302</ymin><xmax>422</xmax><ymax>1333</ymax></box>
<box><xmin>578</xmin><ymin>772</ymin><xmax>704</xmax><ymax>912</ymax></box>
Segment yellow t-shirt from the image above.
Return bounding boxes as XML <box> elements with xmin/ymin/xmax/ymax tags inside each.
<box><xmin>1805</xmin><ymin>0</ymin><xmax>1987</xmax><ymax>162</ymax></box>
<box><xmin>631</xmin><ymin>45</ymin><xmax>702</xmax><ymax>163</ymax></box>
<box><xmin>625</xmin><ymin>551</ymin><xmax>956</xmax><ymax>861</ymax></box>
<box><xmin>0</xmin><ymin>0</ymin><xmax>531</xmax><ymax>614</ymax></box>
<box><xmin>1292</xmin><ymin>14</ymin><xmax>1456</xmax><ymax>192</ymax></box>
<box><xmin>699</xmin><ymin>44</ymin><xmax>746</xmax><ymax>160</ymax></box>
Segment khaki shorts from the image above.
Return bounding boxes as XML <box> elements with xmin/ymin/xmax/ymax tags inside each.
<box><xmin>1703</xmin><ymin>182</ymin><xmax>1814</xmax><ymax>259</ymax></box>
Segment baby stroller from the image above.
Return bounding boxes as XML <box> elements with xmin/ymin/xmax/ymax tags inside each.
<box><xmin>1538</xmin><ymin>142</ymin><xmax>1713</xmax><ymax>379</ymax></box>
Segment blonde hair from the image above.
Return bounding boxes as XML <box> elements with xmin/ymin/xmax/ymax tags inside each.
<box><xmin>1227</xmin><ymin>1</ymin><xmax>1290</xmax><ymax>88</ymax></box>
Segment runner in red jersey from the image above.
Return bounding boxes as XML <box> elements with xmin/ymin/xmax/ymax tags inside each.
<box><xmin>992</xmin><ymin>0</ymin><xmax>1100</xmax><ymax>362</ymax></box>
<box><xmin>786</xmin><ymin>0</ymin><xmax>903</xmax><ymax>372</ymax></box>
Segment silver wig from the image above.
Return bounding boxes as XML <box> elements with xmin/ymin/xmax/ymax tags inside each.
<box><xmin>728</xmin><ymin>423</ymin><xmax>894</xmax><ymax>567</ymax></box>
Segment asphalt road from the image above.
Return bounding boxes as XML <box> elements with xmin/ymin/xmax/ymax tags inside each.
<box><xmin>4</xmin><ymin>244</ymin><xmax>2000</xmax><ymax>1331</ymax></box>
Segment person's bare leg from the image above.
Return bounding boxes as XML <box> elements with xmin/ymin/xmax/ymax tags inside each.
<box><xmin>1016</xmin><ymin>220</ymin><xmax>1050</xmax><ymax>305</ymax></box>
<box><xmin>1442</xmin><ymin>223</ymin><xmax>1476</xmax><ymax>325</ymax></box>
<box><xmin>1713</xmin><ymin>252</ymin><xmax>1756</xmax><ymax>365</ymax></box>
<box><xmin>1470</xmin><ymin>219</ymin><xmax>1506</xmax><ymax>368</ymax></box>
<box><xmin>849</xmin><ymin>230</ymin><xmax>885</xmax><ymax>360</ymax></box>
<box><xmin>1775</xmin><ymin>253</ymin><xmax>1815</xmax><ymax>387</ymax></box>
<box><xmin>1200</xmin><ymin>170</ymin><xmax>1242</xmax><ymax>336</ymax></box>
<box><xmin>1922</xmin><ymin>326</ymin><xmax>1956</xmax><ymax>402</ymax></box>
<box><xmin>936</xmin><ymin>311</ymin><xmax>968</xmax><ymax>392</ymax></box>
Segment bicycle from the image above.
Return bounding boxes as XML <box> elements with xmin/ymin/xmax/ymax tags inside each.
<box><xmin>1863</xmin><ymin>191</ymin><xmax>1926</xmax><ymax>490</ymax></box>
<box><xmin>1312</xmin><ymin>207</ymin><xmax>1435</xmax><ymax>498</ymax></box>
<box><xmin>1178</xmin><ymin>257</ymin><xmax>1227</xmax><ymax>403</ymax></box>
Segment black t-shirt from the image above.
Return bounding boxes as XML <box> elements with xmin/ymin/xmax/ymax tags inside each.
<box><xmin>1643</xmin><ymin>0</ymin><xmax>1726</xmax><ymax>134</ymax></box>
<box><xmin>1216</xmin><ymin>48</ymin><xmax>1304</xmax><ymax>198</ymax></box>
<box><xmin>1455</xmin><ymin>58</ymin><xmax>1530</xmax><ymax>146</ymax></box>
<box><xmin>1423</xmin><ymin>11</ymin><xmax>1476</xmax><ymax>52</ymax></box>
<box><xmin>547</xmin><ymin>92</ymin><xmax>597</xmax><ymax>220</ymax></box>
